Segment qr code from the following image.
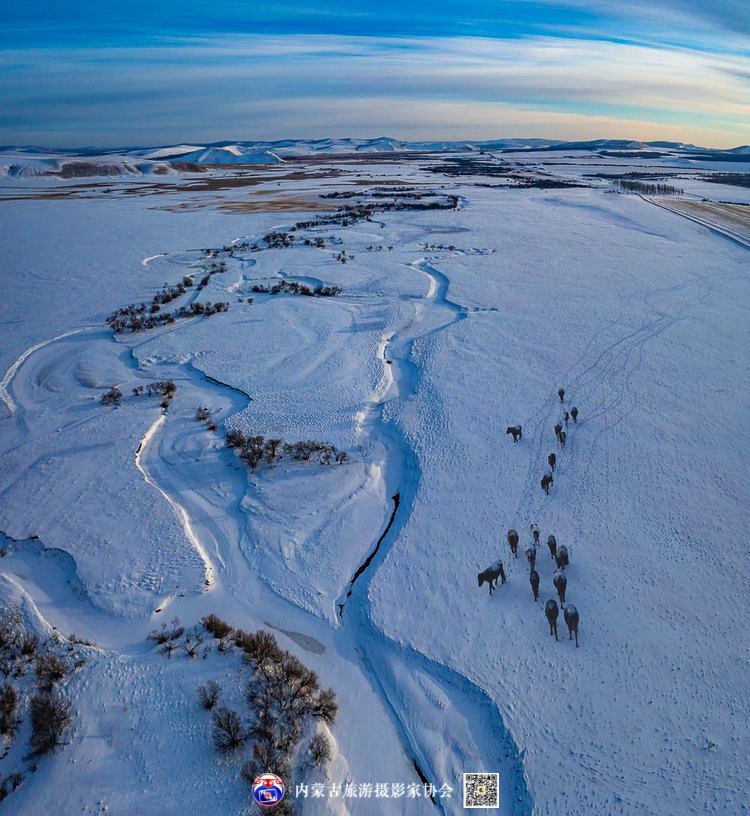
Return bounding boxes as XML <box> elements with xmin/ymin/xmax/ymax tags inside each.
<box><xmin>463</xmin><ymin>773</ymin><xmax>499</xmax><ymax>809</ymax></box>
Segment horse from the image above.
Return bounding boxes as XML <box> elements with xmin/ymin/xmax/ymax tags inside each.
<box><xmin>506</xmin><ymin>425</ymin><xmax>523</xmax><ymax>443</ymax></box>
<box><xmin>554</xmin><ymin>423</ymin><xmax>563</xmax><ymax>442</ymax></box>
<box><xmin>555</xmin><ymin>544</ymin><xmax>569</xmax><ymax>570</ymax></box>
<box><xmin>548</xmin><ymin>452</ymin><xmax>556</xmax><ymax>472</ymax></box>
<box><xmin>477</xmin><ymin>560</ymin><xmax>506</xmax><ymax>595</ymax></box>
<box><xmin>553</xmin><ymin>569</ymin><xmax>567</xmax><ymax>605</ymax></box>
<box><xmin>525</xmin><ymin>546</ymin><xmax>537</xmax><ymax>572</ymax></box>
<box><xmin>559</xmin><ymin>430</ymin><xmax>567</xmax><ymax>449</ymax></box>
<box><xmin>529</xmin><ymin>569</ymin><xmax>540</xmax><ymax>601</ymax></box>
<box><xmin>563</xmin><ymin>410</ymin><xmax>569</xmax><ymax>426</ymax></box>
<box><xmin>507</xmin><ymin>529</ymin><xmax>519</xmax><ymax>558</ymax></box>
<box><xmin>571</xmin><ymin>407</ymin><xmax>578</xmax><ymax>424</ymax></box>
<box><xmin>530</xmin><ymin>523</ymin><xmax>540</xmax><ymax>545</ymax></box>
<box><xmin>564</xmin><ymin>605</ymin><xmax>580</xmax><ymax>647</ymax></box>
<box><xmin>545</xmin><ymin>599</ymin><xmax>559</xmax><ymax>640</ymax></box>
<box><xmin>558</xmin><ymin>388</ymin><xmax>565</xmax><ymax>403</ymax></box>
<box><xmin>547</xmin><ymin>534</ymin><xmax>557</xmax><ymax>560</ymax></box>
<box><xmin>541</xmin><ymin>473</ymin><xmax>553</xmax><ymax>495</ymax></box>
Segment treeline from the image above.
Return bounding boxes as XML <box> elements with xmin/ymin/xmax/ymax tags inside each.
<box><xmin>107</xmin><ymin>300</ymin><xmax>229</xmax><ymax>333</ymax></box>
<box><xmin>225</xmin><ymin>430</ymin><xmax>348</xmax><ymax>470</ymax></box>
<box><xmin>614</xmin><ymin>179</ymin><xmax>683</xmax><ymax>195</ymax></box>
<box><xmin>250</xmin><ymin>281</ymin><xmax>341</xmax><ymax>297</ymax></box>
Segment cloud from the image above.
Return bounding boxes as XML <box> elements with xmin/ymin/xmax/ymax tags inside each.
<box><xmin>0</xmin><ymin>32</ymin><xmax>748</xmax><ymax>147</ymax></box>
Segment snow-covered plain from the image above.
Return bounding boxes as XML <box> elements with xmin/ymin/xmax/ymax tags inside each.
<box><xmin>1</xmin><ymin>147</ymin><xmax>749</xmax><ymax>815</ymax></box>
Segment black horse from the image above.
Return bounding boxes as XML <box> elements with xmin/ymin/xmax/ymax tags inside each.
<box><xmin>558</xmin><ymin>387</ymin><xmax>565</xmax><ymax>402</ymax></box>
<box><xmin>564</xmin><ymin>605</ymin><xmax>580</xmax><ymax>646</ymax></box>
<box><xmin>555</xmin><ymin>544</ymin><xmax>569</xmax><ymax>570</ymax></box>
<box><xmin>554</xmin><ymin>423</ymin><xmax>563</xmax><ymax>442</ymax></box>
<box><xmin>548</xmin><ymin>452</ymin><xmax>556</xmax><ymax>472</ymax></box>
<box><xmin>541</xmin><ymin>473</ymin><xmax>553</xmax><ymax>495</ymax></box>
<box><xmin>571</xmin><ymin>407</ymin><xmax>578</xmax><ymax>424</ymax></box>
<box><xmin>553</xmin><ymin>569</ymin><xmax>567</xmax><ymax>605</ymax></box>
<box><xmin>559</xmin><ymin>430</ymin><xmax>567</xmax><ymax>449</ymax></box>
<box><xmin>545</xmin><ymin>599</ymin><xmax>559</xmax><ymax>640</ymax></box>
<box><xmin>507</xmin><ymin>529</ymin><xmax>519</xmax><ymax>558</ymax></box>
<box><xmin>506</xmin><ymin>425</ymin><xmax>523</xmax><ymax>443</ymax></box>
<box><xmin>525</xmin><ymin>546</ymin><xmax>537</xmax><ymax>572</ymax></box>
<box><xmin>477</xmin><ymin>560</ymin><xmax>506</xmax><ymax>595</ymax></box>
<box><xmin>547</xmin><ymin>534</ymin><xmax>557</xmax><ymax>560</ymax></box>
<box><xmin>529</xmin><ymin>569</ymin><xmax>540</xmax><ymax>601</ymax></box>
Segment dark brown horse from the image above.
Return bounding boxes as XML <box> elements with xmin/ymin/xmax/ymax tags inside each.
<box><xmin>477</xmin><ymin>560</ymin><xmax>506</xmax><ymax>595</ymax></box>
<box><xmin>564</xmin><ymin>605</ymin><xmax>580</xmax><ymax>646</ymax></box>
<box><xmin>553</xmin><ymin>569</ymin><xmax>567</xmax><ymax>605</ymax></box>
<box><xmin>545</xmin><ymin>599</ymin><xmax>559</xmax><ymax>640</ymax></box>
<box><xmin>558</xmin><ymin>387</ymin><xmax>565</xmax><ymax>402</ymax></box>
<box><xmin>547</xmin><ymin>452</ymin><xmax>556</xmax><ymax>471</ymax></box>
<box><xmin>506</xmin><ymin>425</ymin><xmax>523</xmax><ymax>443</ymax></box>
<box><xmin>571</xmin><ymin>407</ymin><xmax>578</xmax><ymax>424</ymax></box>
<box><xmin>559</xmin><ymin>430</ymin><xmax>567</xmax><ymax>449</ymax></box>
<box><xmin>529</xmin><ymin>569</ymin><xmax>540</xmax><ymax>601</ymax></box>
<box><xmin>541</xmin><ymin>473</ymin><xmax>553</xmax><ymax>495</ymax></box>
<box><xmin>547</xmin><ymin>534</ymin><xmax>557</xmax><ymax>560</ymax></box>
<box><xmin>507</xmin><ymin>529</ymin><xmax>519</xmax><ymax>558</ymax></box>
<box><xmin>554</xmin><ymin>423</ymin><xmax>563</xmax><ymax>442</ymax></box>
<box><xmin>555</xmin><ymin>544</ymin><xmax>569</xmax><ymax>570</ymax></box>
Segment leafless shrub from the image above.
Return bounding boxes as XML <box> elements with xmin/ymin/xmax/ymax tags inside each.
<box><xmin>212</xmin><ymin>707</ymin><xmax>247</xmax><ymax>752</ymax></box>
<box><xmin>308</xmin><ymin>733</ymin><xmax>332</xmax><ymax>767</ymax></box>
<box><xmin>201</xmin><ymin>614</ymin><xmax>233</xmax><ymax>641</ymax></box>
<box><xmin>198</xmin><ymin>680</ymin><xmax>221</xmax><ymax>710</ymax></box>
<box><xmin>236</xmin><ymin>630</ymin><xmax>283</xmax><ymax>669</ymax></box>
<box><xmin>147</xmin><ymin>617</ymin><xmax>184</xmax><ymax>646</ymax></box>
<box><xmin>0</xmin><ymin>682</ymin><xmax>18</xmax><ymax>737</ymax></box>
<box><xmin>35</xmin><ymin>653</ymin><xmax>69</xmax><ymax>690</ymax></box>
<box><xmin>21</xmin><ymin>633</ymin><xmax>40</xmax><ymax>657</ymax></box>
<box><xmin>30</xmin><ymin>692</ymin><xmax>72</xmax><ymax>755</ymax></box>
<box><xmin>181</xmin><ymin>628</ymin><xmax>204</xmax><ymax>658</ymax></box>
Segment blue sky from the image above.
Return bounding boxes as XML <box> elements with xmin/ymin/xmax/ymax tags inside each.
<box><xmin>1</xmin><ymin>1</ymin><xmax>748</xmax><ymax>148</ymax></box>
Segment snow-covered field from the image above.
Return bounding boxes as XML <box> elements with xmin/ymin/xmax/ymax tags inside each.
<box><xmin>1</xmin><ymin>147</ymin><xmax>748</xmax><ymax>815</ymax></box>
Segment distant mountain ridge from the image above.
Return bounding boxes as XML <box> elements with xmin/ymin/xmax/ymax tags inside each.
<box><xmin>1</xmin><ymin>138</ymin><xmax>748</xmax><ymax>178</ymax></box>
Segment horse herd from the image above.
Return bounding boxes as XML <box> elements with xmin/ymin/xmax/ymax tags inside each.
<box><xmin>482</xmin><ymin>388</ymin><xmax>582</xmax><ymax>646</ymax></box>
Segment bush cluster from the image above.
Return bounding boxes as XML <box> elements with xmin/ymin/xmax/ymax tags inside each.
<box><xmin>107</xmin><ymin>300</ymin><xmax>229</xmax><ymax>333</ymax></box>
<box><xmin>0</xmin><ymin>605</ymin><xmax>80</xmax><ymax>786</ymax></box>
<box><xmin>195</xmin><ymin>624</ymin><xmax>338</xmax><ymax>815</ymax></box>
<box><xmin>225</xmin><ymin>431</ymin><xmax>348</xmax><ymax>471</ymax></box>
<box><xmin>250</xmin><ymin>280</ymin><xmax>341</xmax><ymax>297</ymax></box>
<box><xmin>100</xmin><ymin>387</ymin><xmax>123</xmax><ymax>406</ymax></box>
